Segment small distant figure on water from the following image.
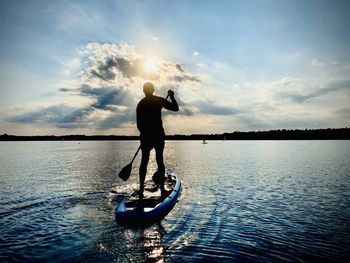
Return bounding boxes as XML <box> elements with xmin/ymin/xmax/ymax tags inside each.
<box><xmin>202</xmin><ymin>139</ymin><xmax>207</xmax><ymax>144</ymax></box>
<box><xmin>137</xmin><ymin>82</ymin><xmax>179</xmax><ymax>201</ymax></box>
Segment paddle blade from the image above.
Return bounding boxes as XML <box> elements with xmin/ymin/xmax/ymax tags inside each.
<box><xmin>119</xmin><ymin>163</ymin><xmax>132</xmax><ymax>181</ymax></box>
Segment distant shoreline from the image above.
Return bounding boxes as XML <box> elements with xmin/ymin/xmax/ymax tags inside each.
<box><xmin>1</xmin><ymin>128</ymin><xmax>349</xmax><ymax>141</ymax></box>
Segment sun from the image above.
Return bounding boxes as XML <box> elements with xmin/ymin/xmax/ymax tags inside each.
<box><xmin>144</xmin><ymin>57</ymin><xmax>159</xmax><ymax>72</ymax></box>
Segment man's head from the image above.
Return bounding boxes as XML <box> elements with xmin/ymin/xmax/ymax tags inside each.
<box><xmin>143</xmin><ymin>82</ymin><xmax>154</xmax><ymax>97</ymax></box>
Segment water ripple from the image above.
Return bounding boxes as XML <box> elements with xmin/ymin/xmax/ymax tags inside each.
<box><xmin>1</xmin><ymin>140</ymin><xmax>350</xmax><ymax>262</ymax></box>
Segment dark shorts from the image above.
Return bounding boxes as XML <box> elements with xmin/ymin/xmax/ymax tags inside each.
<box><xmin>140</xmin><ymin>134</ymin><xmax>165</xmax><ymax>151</ymax></box>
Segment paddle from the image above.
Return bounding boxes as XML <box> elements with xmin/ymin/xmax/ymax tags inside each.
<box><xmin>118</xmin><ymin>94</ymin><xmax>170</xmax><ymax>181</ymax></box>
<box><xmin>119</xmin><ymin>145</ymin><xmax>141</xmax><ymax>181</ymax></box>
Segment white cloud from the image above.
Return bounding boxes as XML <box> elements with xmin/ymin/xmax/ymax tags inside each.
<box><xmin>61</xmin><ymin>58</ymin><xmax>81</xmax><ymax>77</ymax></box>
<box><xmin>247</xmin><ymin>78</ymin><xmax>350</xmax><ymax>129</ymax></box>
<box><xmin>6</xmin><ymin>42</ymin><xmax>207</xmax><ymax>133</ymax></box>
<box><xmin>4</xmin><ymin>41</ymin><xmax>350</xmax><ymax>135</ymax></box>
<box><xmin>193</xmin><ymin>51</ymin><xmax>199</xmax><ymax>57</ymax></box>
<box><xmin>311</xmin><ymin>58</ymin><xmax>326</xmax><ymax>68</ymax></box>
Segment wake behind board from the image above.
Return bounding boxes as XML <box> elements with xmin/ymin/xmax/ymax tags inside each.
<box><xmin>115</xmin><ymin>170</ymin><xmax>181</xmax><ymax>226</ymax></box>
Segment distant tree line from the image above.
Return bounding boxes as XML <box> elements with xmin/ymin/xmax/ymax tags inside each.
<box><xmin>197</xmin><ymin>128</ymin><xmax>350</xmax><ymax>140</ymax></box>
<box><xmin>1</xmin><ymin>128</ymin><xmax>349</xmax><ymax>141</ymax></box>
<box><xmin>0</xmin><ymin>134</ymin><xmax>138</xmax><ymax>141</ymax></box>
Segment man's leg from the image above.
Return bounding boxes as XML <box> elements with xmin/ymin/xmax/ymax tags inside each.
<box><xmin>155</xmin><ymin>141</ymin><xmax>166</xmax><ymax>195</ymax></box>
<box><xmin>139</xmin><ymin>147</ymin><xmax>150</xmax><ymax>200</ymax></box>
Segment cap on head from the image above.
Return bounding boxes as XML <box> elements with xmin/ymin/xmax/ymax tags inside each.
<box><xmin>143</xmin><ymin>82</ymin><xmax>154</xmax><ymax>96</ymax></box>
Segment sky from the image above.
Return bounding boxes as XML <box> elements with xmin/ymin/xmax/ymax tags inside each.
<box><xmin>0</xmin><ymin>0</ymin><xmax>349</xmax><ymax>135</ymax></box>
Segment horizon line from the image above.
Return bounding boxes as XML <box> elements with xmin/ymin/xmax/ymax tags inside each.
<box><xmin>1</xmin><ymin>127</ymin><xmax>349</xmax><ymax>140</ymax></box>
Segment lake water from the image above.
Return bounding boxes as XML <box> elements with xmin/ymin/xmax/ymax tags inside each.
<box><xmin>0</xmin><ymin>140</ymin><xmax>349</xmax><ymax>262</ymax></box>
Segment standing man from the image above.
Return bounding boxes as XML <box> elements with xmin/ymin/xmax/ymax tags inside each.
<box><xmin>137</xmin><ymin>82</ymin><xmax>179</xmax><ymax>201</ymax></box>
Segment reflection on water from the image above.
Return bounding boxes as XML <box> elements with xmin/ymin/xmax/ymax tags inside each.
<box><xmin>1</xmin><ymin>140</ymin><xmax>350</xmax><ymax>262</ymax></box>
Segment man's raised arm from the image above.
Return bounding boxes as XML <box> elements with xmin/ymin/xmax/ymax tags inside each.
<box><xmin>163</xmin><ymin>89</ymin><xmax>179</xmax><ymax>111</ymax></box>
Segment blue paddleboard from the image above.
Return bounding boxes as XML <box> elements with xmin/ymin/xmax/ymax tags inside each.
<box><xmin>116</xmin><ymin>170</ymin><xmax>181</xmax><ymax>226</ymax></box>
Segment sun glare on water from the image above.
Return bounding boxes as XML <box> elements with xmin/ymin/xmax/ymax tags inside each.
<box><xmin>144</xmin><ymin>57</ymin><xmax>159</xmax><ymax>72</ymax></box>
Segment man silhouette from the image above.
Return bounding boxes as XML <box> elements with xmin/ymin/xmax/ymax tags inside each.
<box><xmin>137</xmin><ymin>82</ymin><xmax>179</xmax><ymax>201</ymax></box>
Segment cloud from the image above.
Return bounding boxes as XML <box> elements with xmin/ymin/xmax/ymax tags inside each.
<box><xmin>311</xmin><ymin>58</ymin><xmax>326</xmax><ymax>68</ymax></box>
<box><xmin>7</xmin><ymin>42</ymin><xmax>204</xmax><ymax>131</ymax></box>
<box><xmin>89</xmin><ymin>56</ymin><xmax>147</xmax><ymax>81</ymax></box>
<box><xmin>335</xmin><ymin>107</ymin><xmax>350</xmax><ymax>118</ymax></box>
<box><xmin>7</xmin><ymin>104</ymin><xmax>84</xmax><ymax>126</ymax></box>
<box><xmin>79</xmin><ymin>85</ymin><xmax>134</xmax><ymax>110</ymax></box>
<box><xmin>7</xmin><ymin>41</ymin><xmax>349</xmax><ymax>134</ymax></box>
<box><xmin>191</xmin><ymin>99</ymin><xmax>239</xmax><ymax>115</ymax></box>
<box><xmin>193</xmin><ymin>51</ymin><xmax>199</xmax><ymax>57</ymax></box>
<box><xmin>175</xmin><ymin>64</ymin><xmax>185</xmax><ymax>73</ymax></box>
<box><xmin>59</xmin><ymin>84</ymin><xmax>135</xmax><ymax>110</ymax></box>
<box><xmin>276</xmin><ymin>79</ymin><xmax>350</xmax><ymax>103</ymax></box>
<box><xmin>238</xmin><ymin>77</ymin><xmax>350</xmax><ymax>130</ymax></box>
<box><xmin>172</xmin><ymin>75</ymin><xmax>201</xmax><ymax>83</ymax></box>
<box><xmin>57</xmin><ymin>107</ymin><xmax>94</xmax><ymax>128</ymax></box>
<box><xmin>58</xmin><ymin>88</ymin><xmax>74</xmax><ymax>92</ymax></box>
<box><xmin>96</xmin><ymin>111</ymin><xmax>135</xmax><ymax>129</ymax></box>
<box><xmin>91</xmin><ymin>64</ymin><xmax>116</xmax><ymax>81</ymax></box>
<box><xmin>81</xmin><ymin>42</ymin><xmax>201</xmax><ymax>85</ymax></box>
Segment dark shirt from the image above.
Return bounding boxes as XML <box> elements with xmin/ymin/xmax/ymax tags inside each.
<box><xmin>136</xmin><ymin>95</ymin><xmax>178</xmax><ymax>139</ymax></box>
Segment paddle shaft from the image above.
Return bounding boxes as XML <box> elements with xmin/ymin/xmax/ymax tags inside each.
<box><xmin>130</xmin><ymin>145</ymin><xmax>141</xmax><ymax>164</ymax></box>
